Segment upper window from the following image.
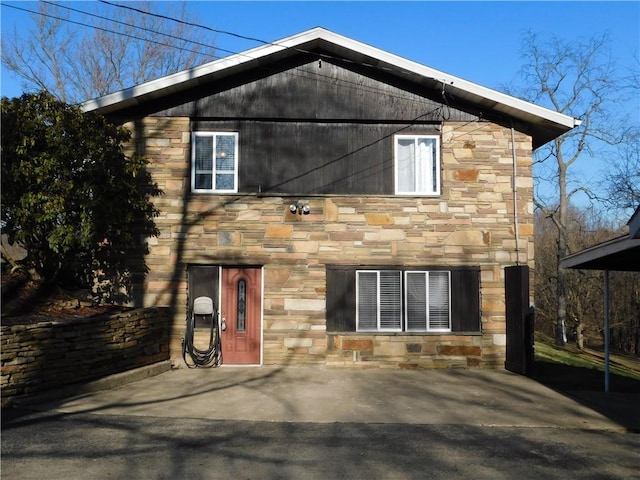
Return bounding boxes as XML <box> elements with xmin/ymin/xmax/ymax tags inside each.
<box><xmin>356</xmin><ymin>270</ymin><xmax>451</xmax><ymax>333</ymax></box>
<box><xmin>192</xmin><ymin>132</ymin><xmax>238</xmax><ymax>193</ymax></box>
<box><xmin>394</xmin><ymin>135</ymin><xmax>440</xmax><ymax>195</ymax></box>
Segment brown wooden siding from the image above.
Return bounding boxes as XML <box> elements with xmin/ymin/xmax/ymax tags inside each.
<box><xmin>112</xmin><ymin>52</ymin><xmax>481</xmax><ymax>124</ymax></box>
<box><xmin>192</xmin><ymin>120</ymin><xmax>441</xmax><ymax>195</ymax></box>
<box><xmin>152</xmin><ymin>57</ymin><xmax>479</xmax><ymax>122</ymax></box>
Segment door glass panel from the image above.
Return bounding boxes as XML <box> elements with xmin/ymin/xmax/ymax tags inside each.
<box><xmin>237</xmin><ymin>279</ymin><xmax>246</xmax><ymax>332</ymax></box>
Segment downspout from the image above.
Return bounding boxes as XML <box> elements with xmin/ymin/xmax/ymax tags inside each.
<box><xmin>604</xmin><ymin>270</ymin><xmax>610</xmax><ymax>393</ymax></box>
<box><xmin>511</xmin><ymin>126</ymin><xmax>521</xmax><ymax>265</ymax></box>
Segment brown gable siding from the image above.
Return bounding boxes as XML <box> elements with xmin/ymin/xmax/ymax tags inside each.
<box><xmin>147</xmin><ymin>59</ymin><xmax>479</xmax><ymax>123</ymax></box>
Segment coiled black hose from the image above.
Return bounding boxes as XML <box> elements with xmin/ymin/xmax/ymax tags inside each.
<box><xmin>182</xmin><ymin>309</ymin><xmax>222</xmax><ymax>368</ymax></box>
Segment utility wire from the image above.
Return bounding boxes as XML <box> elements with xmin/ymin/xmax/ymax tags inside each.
<box><xmin>94</xmin><ymin>1</ymin><xmax>460</xmax><ymax>110</ymax></box>
<box><xmin>98</xmin><ymin>0</ymin><xmax>273</xmax><ymax>47</ymax></box>
<box><xmin>96</xmin><ymin>0</ymin><xmax>422</xmax><ymax>78</ymax></box>
<box><xmin>5</xmin><ymin>1</ymin><xmax>446</xmax><ymax>109</ymax></box>
<box><xmin>4</xmin><ymin>2</ymin><xmax>215</xmax><ymax>60</ymax></box>
<box><xmin>40</xmin><ymin>0</ymin><xmax>230</xmax><ymax>57</ymax></box>
<box><xmin>4</xmin><ymin>1</ymin><xmax>486</xmax><ymax>126</ymax></box>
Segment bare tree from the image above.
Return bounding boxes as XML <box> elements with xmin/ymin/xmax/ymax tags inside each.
<box><xmin>2</xmin><ymin>1</ymin><xmax>215</xmax><ymax>103</ymax></box>
<box><xmin>508</xmin><ymin>31</ymin><xmax>630</xmax><ymax>346</ymax></box>
<box><xmin>603</xmin><ymin>134</ymin><xmax>640</xmax><ymax>213</ymax></box>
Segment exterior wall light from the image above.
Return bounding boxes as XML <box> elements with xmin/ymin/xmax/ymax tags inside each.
<box><xmin>289</xmin><ymin>201</ymin><xmax>310</xmax><ymax>215</ymax></box>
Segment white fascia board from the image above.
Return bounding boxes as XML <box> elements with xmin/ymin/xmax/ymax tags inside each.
<box><xmin>82</xmin><ymin>29</ymin><xmax>320</xmax><ymax>113</ymax></box>
<box><xmin>318</xmin><ymin>29</ymin><xmax>578</xmax><ymax>130</ymax></box>
<box><xmin>82</xmin><ymin>26</ymin><xmax>579</xmax><ymax>131</ymax></box>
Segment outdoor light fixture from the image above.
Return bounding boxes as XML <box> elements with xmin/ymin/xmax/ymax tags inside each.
<box><xmin>289</xmin><ymin>201</ymin><xmax>310</xmax><ymax>215</ymax></box>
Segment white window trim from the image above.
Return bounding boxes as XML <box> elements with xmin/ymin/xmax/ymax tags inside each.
<box><xmin>191</xmin><ymin>132</ymin><xmax>239</xmax><ymax>193</ymax></box>
<box><xmin>404</xmin><ymin>271</ymin><xmax>451</xmax><ymax>333</ymax></box>
<box><xmin>394</xmin><ymin>134</ymin><xmax>441</xmax><ymax>196</ymax></box>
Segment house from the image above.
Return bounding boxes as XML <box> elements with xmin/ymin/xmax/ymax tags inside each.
<box><xmin>83</xmin><ymin>28</ymin><xmax>578</xmax><ymax>368</ymax></box>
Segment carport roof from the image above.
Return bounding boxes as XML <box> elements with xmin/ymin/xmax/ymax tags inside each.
<box><xmin>560</xmin><ymin>206</ymin><xmax>640</xmax><ymax>272</ymax></box>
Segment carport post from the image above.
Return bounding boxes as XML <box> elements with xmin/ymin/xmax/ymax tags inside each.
<box><xmin>604</xmin><ymin>270</ymin><xmax>610</xmax><ymax>393</ymax></box>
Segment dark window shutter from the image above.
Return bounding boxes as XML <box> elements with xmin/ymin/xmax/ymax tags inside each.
<box><xmin>450</xmin><ymin>268</ymin><xmax>481</xmax><ymax>332</ymax></box>
<box><xmin>326</xmin><ymin>267</ymin><xmax>356</xmax><ymax>332</ymax></box>
<box><xmin>188</xmin><ymin>266</ymin><xmax>219</xmax><ymax>307</ymax></box>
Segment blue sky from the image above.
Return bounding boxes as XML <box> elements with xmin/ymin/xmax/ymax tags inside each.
<box><xmin>1</xmin><ymin>1</ymin><xmax>639</xmax><ymax>214</ymax></box>
<box><xmin>2</xmin><ymin>1</ymin><xmax>638</xmax><ymax>98</ymax></box>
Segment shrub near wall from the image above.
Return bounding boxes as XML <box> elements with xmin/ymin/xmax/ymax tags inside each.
<box><xmin>1</xmin><ymin>308</ymin><xmax>170</xmax><ymax>402</ymax></box>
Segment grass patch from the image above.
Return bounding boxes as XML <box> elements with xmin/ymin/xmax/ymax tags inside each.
<box><xmin>533</xmin><ymin>332</ymin><xmax>640</xmax><ymax>392</ymax></box>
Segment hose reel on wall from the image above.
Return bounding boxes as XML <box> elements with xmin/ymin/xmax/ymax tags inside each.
<box><xmin>182</xmin><ymin>266</ymin><xmax>222</xmax><ymax>367</ymax></box>
<box><xmin>183</xmin><ymin>296</ymin><xmax>222</xmax><ymax>367</ymax></box>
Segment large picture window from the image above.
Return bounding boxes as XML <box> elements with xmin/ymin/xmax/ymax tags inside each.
<box><xmin>394</xmin><ymin>135</ymin><xmax>440</xmax><ymax>195</ymax></box>
<box><xmin>327</xmin><ymin>266</ymin><xmax>480</xmax><ymax>334</ymax></box>
<box><xmin>192</xmin><ymin>132</ymin><xmax>238</xmax><ymax>193</ymax></box>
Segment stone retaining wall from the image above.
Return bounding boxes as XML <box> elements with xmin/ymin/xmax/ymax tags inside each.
<box><xmin>1</xmin><ymin>308</ymin><xmax>170</xmax><ymax>401</ymax></box>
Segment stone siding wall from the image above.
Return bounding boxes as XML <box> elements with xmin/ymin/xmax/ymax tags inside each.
<box><xmin>125</xmin><ymin>118</ymin><xmax>534</xmax><ymax>368</ymax></box>
<box><xmin>327</xmin><ymin>334</ymin><xmax>483</xmax><ymax>368</ymax></box>
<box><xmin>1</xmin><ymin>308</ymin><xmax>170</xmax><ymax>400</ymax></box>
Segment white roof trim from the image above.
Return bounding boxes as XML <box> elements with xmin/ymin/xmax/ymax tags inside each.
<box><xmin>82</xmin><ymin>27</ymin><xmax>579</xmax><ymax>133</ymax></box>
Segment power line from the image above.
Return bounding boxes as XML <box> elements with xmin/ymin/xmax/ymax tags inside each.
<box><xmin>3</xmin><ymin>2</ymin><xmax>216</xmax><ymax>60</ymax></box>
<box><xmin>93</xmin><ymin>1</ymin><xmax>453</xmax><ymax>109</ymax></box>
<box><xmin>5</xmin><ymin>2</ymin><xmax>445</xmax><ymax>109</ymax></box>
<box><xmin>96</xmin><ymin>0</ymin><xmax>422</xmax><ymax>78</ymax></box>
<box><xmin>98</xmin><ymin>0</ymin><xmax>272</xmax><ymax>47</ymax></box>
<box><xmin>4</xmin><ymin>1</ymin><xmax>475</xmax><ymax>120</ymax></box>
<box><xmin>40</xmin><ymin>0</ymin><xmax>227</xmax><ymax>57</ymax></box>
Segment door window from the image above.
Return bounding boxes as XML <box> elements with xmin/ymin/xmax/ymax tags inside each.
<box><xmin>237</xmin><ymin>279</ymin><xmax>246</xmax><ymax>332</ymax></box>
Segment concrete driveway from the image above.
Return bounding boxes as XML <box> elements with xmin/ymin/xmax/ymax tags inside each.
<box><xmin>4</xmin><ymin>365</ymin><xmax>639</xmax><ymax>480</ymax></box>
<box><xmin>11</xmin><ymin>364</ymin><xmax>637</xmax><ymax>430</ymax></box>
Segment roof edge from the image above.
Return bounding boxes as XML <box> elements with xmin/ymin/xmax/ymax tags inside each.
<box><xmin>560</xmin><ymin>235</ymin><xmax>640</xmax><ymax>270</ymax></box>
<box><xmin>82</xmin><ymin>26</ymin><xmax>578</xmax><ymax>133</ymax></box>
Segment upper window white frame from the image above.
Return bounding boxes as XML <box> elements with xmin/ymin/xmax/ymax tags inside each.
<box><xmin>394</xmin><ymin>134</ymin><xmax>440</xmax><ymax>195</ymax></box>
<box><xmin>191</xmin><ymin>132</ymin><xmax>239</xmax><ymax>193</ymax></box>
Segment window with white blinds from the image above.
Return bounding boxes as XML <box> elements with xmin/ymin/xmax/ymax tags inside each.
<box><xmin>357</xmin><ymin>270</ymin><xmax>451</xmax><ymax>332</ymax></box>
<box><xmin>356</xmin><ymin>271</ymin><xmax>402</xmax><ymax>331</ymax></box>
<box><xmin>406</xmin><ymin>271</ymin><xmax>451</xmax><ymax>331</ymax></box>
<box><xmin>191</xmin><ymin>132</ymin><xmax>238</xmax><ymax>193</ymax></box>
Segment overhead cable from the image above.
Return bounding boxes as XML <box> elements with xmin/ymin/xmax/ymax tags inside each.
<box><xmin>4</xmin><ymin>2</ymin><xmax>215</xmax><ymax>59</ymax></box>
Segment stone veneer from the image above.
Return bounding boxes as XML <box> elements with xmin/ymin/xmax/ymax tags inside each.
<box><xmin>1</xmin><ymin>308</ymin><xmax>170</xmax><ymax>401</ymax></box>
<box><xmin>124</xmin><ymin>118</ymin><xmax>534</xmax><ymax>369</ymax></box>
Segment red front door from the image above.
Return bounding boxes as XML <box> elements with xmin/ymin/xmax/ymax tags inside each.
<box><xmin>221</xmin><ymin>267</ymin><xmax>262</xmax><ymax>365</ymax></box>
